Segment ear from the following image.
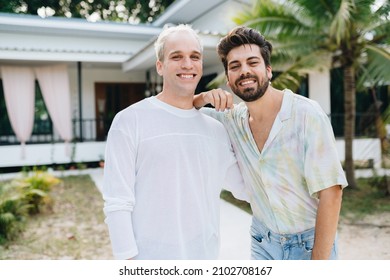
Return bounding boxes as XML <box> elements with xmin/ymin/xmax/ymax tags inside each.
<box><xmin>266</xmin><ymin>65</ymin><xmax>273</xmax><ymax>80</ymax></box>
<box><xmin>226</xmin><ymin>74</ymin><xmax>233</xmax><ymax>89</ymax></box>
<box><xmin>226</xmin><ymin>79</ymin><xmax>232</xmax><ymax>89</ymax></box>
<box><xmin>156</xmin><ymin>60</ymin><xmax>163</xmax><ymax>76</ymax></box>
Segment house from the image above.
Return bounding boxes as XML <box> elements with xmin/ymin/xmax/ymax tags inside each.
<box><xmin>0</xmin><ymin>0</ymin><xmax>382</xmax><ymax>170</ymax></box>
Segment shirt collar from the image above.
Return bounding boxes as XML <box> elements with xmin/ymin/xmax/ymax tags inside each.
<box><xmin>279</xmin><ymin>89</ymin><xmax>294</xmax><ymax>121</ymax></box>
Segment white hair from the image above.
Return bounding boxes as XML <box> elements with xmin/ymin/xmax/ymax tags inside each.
<box><xmin>154</xmin><ymin>24</ymin><xmax>203</xmax><ymax>61</ymax></box>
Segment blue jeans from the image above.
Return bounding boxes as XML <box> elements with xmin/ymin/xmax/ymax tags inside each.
<box><xmin>250</xmin><ymin>218</ymin><xmax>338</xmax><ymax>260</ymax></box>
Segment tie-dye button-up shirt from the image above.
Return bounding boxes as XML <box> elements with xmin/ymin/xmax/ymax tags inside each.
<box><xmin>201</xmin><ymin>89</ymin><xmax>348</xmax><ymax>234</ymax></box>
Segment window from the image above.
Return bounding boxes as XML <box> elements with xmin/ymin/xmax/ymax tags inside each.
<box><xmin>0</xmin><ymin>79</ymin><xmax>53</xmax><ymax>144</ymax></box>
<box><xmin>0</xmin><ymin>79</ymin><xmax>13</xmax><ymax>138</ymax></box>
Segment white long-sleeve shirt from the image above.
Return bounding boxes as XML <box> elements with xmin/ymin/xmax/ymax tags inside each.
<box><xmin>103</xmin><ymin>96</ymin><xmax>248</xmax><ymax>260</ymax></box>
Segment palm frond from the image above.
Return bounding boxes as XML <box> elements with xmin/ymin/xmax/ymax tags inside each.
<box><xmin>357</xmin><ymin>44</ymin><xmax>390</xmax><ymax>89</ymax></box>
<box><xmin>330</xmin><ymin>0</ymin><xmax>356</xmax><ymax>45</ymax></box>
<box><xmin>272</xmin><ymin>71</ymin><xmax>304</xmax><ymax>92</ymax></box>
<box><xmin>233</xmin><ymin>0</ymin><xmax>313</xmax><ymax>39</ymax></box>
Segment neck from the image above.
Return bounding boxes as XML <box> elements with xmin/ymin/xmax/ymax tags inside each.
<box><xmin>156</xmin><ymin>90</ymin><xmax>194</xmax><ymax>110</ymax></box>
<box><xmin>246</xmin><ymin>87</ymin><xmax>283</xmax><ymax>121</ymax></box>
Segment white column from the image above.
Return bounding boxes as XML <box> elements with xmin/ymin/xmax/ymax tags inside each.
<box><xmin>308</xmin><ymin>71</ymin><xmax>331</xmax><ymax>115</ymax></box>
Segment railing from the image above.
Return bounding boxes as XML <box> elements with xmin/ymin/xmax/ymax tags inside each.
<box><xmin>0</xmin><ymin>113</ymin><xmax>385</xmax><ymax>146</ymax></box>
<box><xmin>0</xmin><ymin>118</ymin><xmax>112</xmax><ymax>145</ymax></box>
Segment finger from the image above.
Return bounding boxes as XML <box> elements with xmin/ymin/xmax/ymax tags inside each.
<box><xmin>203</xmin><ymin>90</ymin><xmax>214</xmax><ymax>106</ymax></box>
<box><xmin>211</xmin><ymin>89</ymin><xmax>221</xmax><ymax>111</ymax></box>
<box><xmin>226</xmin><ymin>91</ymin><xmax>233</xmax><ymax>109</ymax></box>
<box><xmin>218</xmin><ymin>90</ymin><xmax>227</xmax><ymax>111</ymax></box>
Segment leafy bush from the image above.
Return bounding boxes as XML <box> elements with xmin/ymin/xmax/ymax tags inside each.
<box><xmin>0</xmin><ymin>170</ymin><xmax>61</xmax><ymax>244</ymax></box>
<box><xmin>17</xmin><ymin>170</ymin><xmax>61</xmax><ymax>215</ymax></box>
<box><xmin>0</xmin><ymin>182</ymin><xmax>29</xmax><ymax>245</ymax></box>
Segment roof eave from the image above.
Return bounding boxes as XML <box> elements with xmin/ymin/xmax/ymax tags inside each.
<box><xmin>0</xmin><ymin>12</ymin><xmax>162</xmax><ymax>39</ymax></box>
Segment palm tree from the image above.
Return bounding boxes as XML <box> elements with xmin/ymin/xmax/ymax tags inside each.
<box><xmin>233</xmin><ymin>0</ymin><xmax>390</xmax><ymax>188</ymax></box>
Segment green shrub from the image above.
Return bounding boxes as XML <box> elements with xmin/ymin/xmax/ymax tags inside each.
<box><xmin>0</xmin><ymin>170</ymin><xmax>61</xmax><ymax>244</ymax></box>
<box><xmin>17</xmin><ymin>170</ymin><xmax>61</xmax><ymax>215</ymax></box>
<box><xmin>0</xmin><ymin>183</ymin><xmax>29</xmax><ymax>245</ymax></box>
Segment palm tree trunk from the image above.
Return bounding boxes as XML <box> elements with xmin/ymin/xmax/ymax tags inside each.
<box><xmin>370</xmin><ymin>88</ymin><xmax>390</xmax><ymax>196</ymax></box>
<box><xmin>344</xmin><ymin>65</ymin><xmax>357</xmax><ymax>188</ymax></box>
<box><xmin>370</xmin><ymin>88</ymin><xmax>388</xmax><ymax>154</ymax></box>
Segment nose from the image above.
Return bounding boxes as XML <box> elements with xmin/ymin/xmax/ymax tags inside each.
<box><xmin>181</xmin><ymin>56</ymin><xmax>193</xmax><ymax>69</ymax></box>
<box><xmin>239</xmin><ymin>64</ymin><xmax>251</xmax><ymax>78</ymax></box>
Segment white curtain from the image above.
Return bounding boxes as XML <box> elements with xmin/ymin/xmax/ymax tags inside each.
<box><xmin>0</xmin><ymin>66</ymin><xmax>35</xmax><ymax>158</ymax></box>
<box><xmin>35</xmin><ymin>64</ymin><xmax>72</xmax><ymax>156</ymax></box>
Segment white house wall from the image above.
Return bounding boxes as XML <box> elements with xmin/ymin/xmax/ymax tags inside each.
<box><xmin>68</xmin><ymin>65</ymin><xmax>145</xmax><ymax>121</ymax></box>
<box><xmin>0</xmin><ymin>142</ymin><xmax>106</xmax><ymax>168</ymax></box>
<box><xmin>308</xmin><ymin>71</ymin><xmax>331</xmax><ymax>115</ymax></box>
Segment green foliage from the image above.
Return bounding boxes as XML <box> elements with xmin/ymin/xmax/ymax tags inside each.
<box><xmin>0</xmin><ymin>0</ymin><xmax>175</xmax><ymax>23</ymax></box>
<box><xmin>232</xmin><ymin>0</ymin><xmax>390</xmax><ymax>91</ymax></box>
<box><xmin>0</xmin><ymin>182</ymin><xmax>28</xmax><ymax>244</ymax></box>
<box><xmin>341</xmin><ymin>176</ymin><xmax>390</xmax><ymax>219</ymax></box>
<box><xmin>17</xmin><ymin>170</ymin><xmax>61</xmax><ymax>215</ymax></box>
<box><xmin>220</xmin><ymin>190</ymin><xmax>252</xmax><ymax>215</ymax></box>
<box><xmin>0</xmin><ymin>170</ymin><xmax>61</xmax><ymax>244</ymax></box>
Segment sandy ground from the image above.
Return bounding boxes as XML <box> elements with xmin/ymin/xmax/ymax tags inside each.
<box><xmin>219</xmin><ymin>200</ymin><xmax>390</xmax><ymax>260</ymax></box>
<box><xmin>338</xmin><ymin>212</ymin><xmax>390</xmax><ymax>260</ymax></box>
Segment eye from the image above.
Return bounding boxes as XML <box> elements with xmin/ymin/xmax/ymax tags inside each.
<box><xmin>248</xmin><ymin>59</ymin><xmax>261</xmax><ymax>66</ymax></box>
<box><xmin>191</xmin><ymin>55</ymin><xmax>201</xmax><ymax>60</ymax></box>
<box><xmin>229</xmin><ymin>64</ymin><xmax>239</xmax><ymax>71</ymax></box>
<box><xmin>171</xmin><ymin>55</ymin><xmax>182</xmax><ymax>60</ymax></box>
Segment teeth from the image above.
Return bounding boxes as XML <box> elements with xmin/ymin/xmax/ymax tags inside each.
<box><xmin>241</xmin><ymin>80</ymin><xmax>254</xmax><ymax>85</ymax></box>
<box><xmin>180</xmin><ymin>74</ymin><xmax>194</xmax><ymax>79</ymax></box>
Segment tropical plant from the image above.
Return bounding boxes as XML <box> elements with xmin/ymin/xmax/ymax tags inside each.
<box><xmin>0</xmin><ymin>170</ymin><xmax>61</xmax><ymax>244</ymax></box>
<box><xmin>233</xmin><ymin>0</ymin><xmax>390</xmax><ymax>188</ymax></box>
<box><xmin>17</xmin><ymin>170</ymin><xmax>61</xmax><ymax>215</ymax></box>
<box><xmin>0</xmin><ymin>182</ymin><xmax>29</xmax><ymax>244</ymax></box>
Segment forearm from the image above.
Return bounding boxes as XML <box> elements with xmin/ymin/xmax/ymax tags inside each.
<box><xmin>312</xmin><ymin>185</ymin><xmax>343</xmax><ymax>260</ymax></box>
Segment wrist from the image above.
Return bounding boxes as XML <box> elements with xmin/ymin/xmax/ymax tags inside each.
<box><xmin>194</xmin><ymin>92</ymin><xmax>207</xmax><ymax>109</ymax></box>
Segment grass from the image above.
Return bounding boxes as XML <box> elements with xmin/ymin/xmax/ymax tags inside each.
<box><xmin>341</xmin><ymin>176</ymin><xmax>390</xmax><ymax>219</ymax></box>
<box><xmin>220</xmin><ymin>190</ymin><xmax>252</xmax><ymax>214</ymax></box>
<box><xmin>0</xmin><ymin>174</ymin><xmax>112</xmax><ymax>260</ymax></box>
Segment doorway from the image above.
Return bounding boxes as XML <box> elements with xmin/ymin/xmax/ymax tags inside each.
<box><xmin>95</xmin><ymin>82</ymin><xmax>145</xmax><ymax>140</ymax></box>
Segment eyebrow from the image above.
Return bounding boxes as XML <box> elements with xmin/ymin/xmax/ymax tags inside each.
<box><xmin>228</xmin><ymin>56</ymin><xmax>260</xmax><ymax>65</ymax></box>
<box><xmin>168</xmin><ymin>50</ymin><xmax>202</xmax><ymax>56</ymax></box>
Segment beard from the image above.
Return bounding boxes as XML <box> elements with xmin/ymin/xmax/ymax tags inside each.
<box><xmin>230</xmin><ymin>74</ymin><xmax>269</xmax><ymax>102</ymax></box>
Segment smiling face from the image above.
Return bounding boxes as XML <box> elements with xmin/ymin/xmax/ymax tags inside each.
<box><xmin>156</xmin><ymin>30</ymin><xmax>203</xmax><ymax>97</ymax></box>
<box><xmin>226</xmin><ymin>44</ymin><xmax>272</xmax><ymax>102</ymax></box>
